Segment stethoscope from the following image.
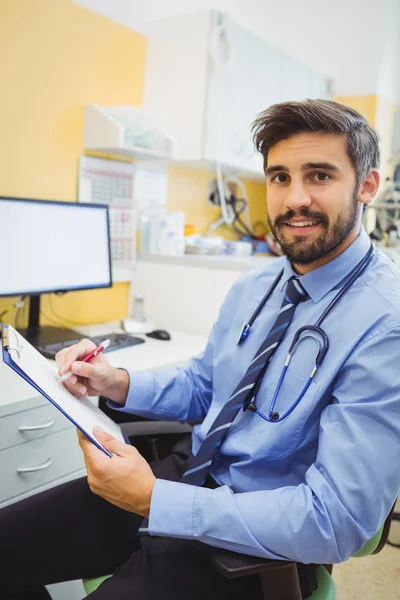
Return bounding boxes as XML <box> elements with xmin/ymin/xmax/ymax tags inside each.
<box><xmin>238</xmin><ymin>243</ymin><xmax>375</xmax><ymax>423</ymax></box>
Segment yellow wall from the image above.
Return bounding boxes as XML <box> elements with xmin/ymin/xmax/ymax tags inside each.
<box><xmin>167</xmin><ymin>166</ymin><xmax>267</xmax><ymax>239</ymax></box>
<box><xmin>334</xmin><ymin>94</ymin><xmax>398</xmax><ymax>180</ymax></box>
<box><xmin>0</xmin><ymin>0</ymin><xmax>146</xmax><ymax>328</ymax></box>
<box><xmin>334</xmin><ymin>95</ymin><xmax>378</xmax><ymax>126</ymax></box>
<box><xmin>0</xmin><ymin>0</ymin><xmax>267</xmax><ymax>329</ymax></box>
<box><xmin>374</xmin><ymin>96</ymin><xmax>398</xmax><ymax>180</ymax></box>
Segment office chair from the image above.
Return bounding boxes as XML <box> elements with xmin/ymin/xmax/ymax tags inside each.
<box><xmin>82</xmin><ymin>420</ymin><xmax>396</xmax><ymax>600</ymax></box>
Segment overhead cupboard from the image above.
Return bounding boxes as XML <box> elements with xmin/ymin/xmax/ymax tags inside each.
<box><xmin>143</xmin><ymin>11</ymin><xmax>332</xmax><ymax>179</ymax></box>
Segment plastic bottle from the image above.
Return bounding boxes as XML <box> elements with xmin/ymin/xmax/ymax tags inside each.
<box><xmin>133</xmin><ymin>292</ymin><xmax>145</xmax><ymax>322</ymax></box>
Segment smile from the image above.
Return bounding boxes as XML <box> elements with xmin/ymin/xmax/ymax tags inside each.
<box><xmin>283</xmin><ymin>221</ymin><xmax>320</xmax><ymax>228</ymax></box>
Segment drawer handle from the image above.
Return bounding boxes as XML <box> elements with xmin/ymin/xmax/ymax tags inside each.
<box><xmin>19</xmin><ymin>419</ymin><xmax>55</xmax><ymax>432</ymax></box>
<box><xmin>17</xmin><ymin>458</ymin><xmax>53</xmax><ymax>473</ymax></box>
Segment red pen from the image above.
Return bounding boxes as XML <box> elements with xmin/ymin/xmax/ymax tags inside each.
<box><xmin>58</xmin><ymin>339</ymin><xmax>111</xmax><ymax>383</ymax></box>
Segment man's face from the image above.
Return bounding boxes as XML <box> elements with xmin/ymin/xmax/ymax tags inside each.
<box><xmin>266</xmin><ymin>132</ymin><xmax>361</xmax><ymax>268</ymax></box>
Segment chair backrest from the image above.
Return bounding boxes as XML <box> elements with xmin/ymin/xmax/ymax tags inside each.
<box><xmin>354</xmin><ymin>503</ymin><xmax>396</xmax><ymax>558</ymax></box>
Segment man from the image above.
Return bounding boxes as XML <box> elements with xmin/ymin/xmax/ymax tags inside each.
<box><xmin>2</xmin><ymin>99</ymin><xmax>400</xmax><ymax>600</ymax></box>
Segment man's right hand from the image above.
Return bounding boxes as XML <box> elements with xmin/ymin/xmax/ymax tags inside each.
<box><xmin>55</xmin><ymin>339</ymin><xmax>129</xmax><ymax>406</ymax></box>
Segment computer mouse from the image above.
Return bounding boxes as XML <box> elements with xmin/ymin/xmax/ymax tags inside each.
<box><xmin>146</xmin><ymin>329</ymin><xmax>171</xmax><ymax>341</ymax></box>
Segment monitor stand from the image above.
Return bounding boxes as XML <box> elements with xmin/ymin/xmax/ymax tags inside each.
<box><xmin>18</xmin><ymin>325</ymin><xmax>85</xmax><ymax>347</ymax></box>
<box><xmin>17</xmin><ymin>295</ymin><xmax>85</xmax><ymax>348</ymax></box>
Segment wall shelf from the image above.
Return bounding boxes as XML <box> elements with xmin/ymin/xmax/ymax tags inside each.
<box><xmin>83</xmin><ymin>103</ymin><xmax>173</xmax><ymax>162</ymax></box>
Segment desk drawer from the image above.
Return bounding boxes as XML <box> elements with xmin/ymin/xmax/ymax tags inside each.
<box><xmin>0</xmin><ymin>428</ymin><xmax>85</xmax><ymax>503</ymax></box>
<box><xmin>0</xmin><ymin>404</ymin><xmax>71</xmax><ymax>451</ymax></box>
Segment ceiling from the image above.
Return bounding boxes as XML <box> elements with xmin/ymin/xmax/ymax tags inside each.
<box><xmin>71</xmin><ymin>0</ymin><xmax>400</xmax><ymax>99</ymax></box>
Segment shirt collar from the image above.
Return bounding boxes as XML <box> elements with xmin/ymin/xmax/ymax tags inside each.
<box><xmin>280</xmin><ymin>227</ymin><xmax>372</xmax><ymax>303</ymax></box>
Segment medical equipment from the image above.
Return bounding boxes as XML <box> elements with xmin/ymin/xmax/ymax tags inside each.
<box><xmin>208</xmin><ymin>14</ymin><xmax>255</xmax><ymax>235</ymax></box>
<box><xmin>238</xmin><ymin>243</ymin><xmax>375</xmax><ymax>422</ymax></box>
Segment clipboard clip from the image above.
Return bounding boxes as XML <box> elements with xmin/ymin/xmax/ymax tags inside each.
<box><xmin>3</xmin><ymin>327</ymin><xmax>23</xmax><ymax>360</ymax></box>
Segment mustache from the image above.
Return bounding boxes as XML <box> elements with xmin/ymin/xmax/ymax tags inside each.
<box><xmin>274</xmin><ymin>208</ymin><xmax>329</xmax><ymax>229</ymax></box>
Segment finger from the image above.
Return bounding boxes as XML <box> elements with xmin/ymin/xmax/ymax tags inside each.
<box><xmin>77</xmin><ymin>428</ymin><xmax>90</xmax><ymax>449</ymax></box>
<box><xmin>92</xmin><ymin>426</ymin><xmax>131</xmax><ymax>457</ymax></box>
<box><xmin>62</xmin><ymin>377</ymin><xmax>87</xmax><ymax>397</ymax></box>
<box><xmin>70</xmin><ymin>360</ymin><xmax>99</xmax><ymax>380</ymax></box>
<box><xmin>59</xmin><ymin>339</ymin><xmax>96</xmax><ymax>376</ymax></box>
<box><xmin>64</xmin><ymin>360</ymin><xmax>102</xmax><ymax>396</ymax></box>
<box><xmin>77</xmin><ymin>429</ymin><xmax>109</xmax><ymax>465</ymax></box>
<box><xmin>55</xmin><ymin>347</ymin><xmax>70</xmax><ymax>372</ymax></box>
<box><xmin>61</xmin><ymin>374</ymin><xmax>78</xmax><ymax>385</ymax></box>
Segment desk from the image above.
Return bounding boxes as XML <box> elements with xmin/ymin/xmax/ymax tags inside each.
<box><xmin>0</xmin><ymin>330</ymin><xmax>207</xmax><ymax>509</ymax></box>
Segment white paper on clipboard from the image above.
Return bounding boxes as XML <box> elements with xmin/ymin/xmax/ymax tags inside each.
<box><xmin>2</xmin><ymin>325</ymin><xmax>125</xmax><ymax>457</ymax></box>
<box><xmin>78</xmin><ymin>156</ymin><xmax>136</xmax><ymax>270</ymax></box>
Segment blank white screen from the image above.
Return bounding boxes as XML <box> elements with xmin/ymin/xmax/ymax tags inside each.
<box><xmin>0</xmin><ymin>199</ymin><xmax>112</xmax><ymax>296</ymax></box>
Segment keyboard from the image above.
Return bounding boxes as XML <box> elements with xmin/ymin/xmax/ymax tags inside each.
<box><xmin>36</xmin><ymin>333</ymin><xmax>145</xmax><ymax>360</ymax></box>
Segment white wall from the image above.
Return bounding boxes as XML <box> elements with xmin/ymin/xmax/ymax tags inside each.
<box><xmin>376</xmin><ymin>0</ymin><xmax>400</xmax><ymax>102</ymax></box>
<box><xmin>133</xmin><ymin>259</ymin><xmax>245</xmax><ymax>335</ymax></box>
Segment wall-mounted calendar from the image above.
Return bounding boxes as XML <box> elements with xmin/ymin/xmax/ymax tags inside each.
<box><xmin>78</xmin><ymin>156</ymin><xmax>136</xmax><ymax>280</ymax></box>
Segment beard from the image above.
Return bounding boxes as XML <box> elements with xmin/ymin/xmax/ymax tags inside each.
<box><xmin>268</xmin><ymin>192</ymin><xmax>360</xmax><ymax>266</ymax></box>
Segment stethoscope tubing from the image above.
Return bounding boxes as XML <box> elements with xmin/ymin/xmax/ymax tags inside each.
<box><xmin>314</xmin><ymin>243</ymin><xmax>374</xmax><ymax>328</ymax></box>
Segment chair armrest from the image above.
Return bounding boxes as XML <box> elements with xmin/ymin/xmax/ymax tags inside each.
<box><xmin>373</xmin><ymin>502</ymin><xmax>396</xmax><ymax>554</ymax></box>
<box><xmin>120</xmin><ymin>420</ymin><xmax>192</xmax><ymax>438</ymax></box>
<box><xmin>210</xmin><ymin>548</ymin><xmax>294</xmax><ymax>579</ymax></box>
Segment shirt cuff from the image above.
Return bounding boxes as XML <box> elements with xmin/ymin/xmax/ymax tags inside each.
<box><xmin>148</xmin><ymin>479</ymin><xmax>197</xmax><ymax>538</ymax></box>
<box><xmin>106</xmin><ymin>369</ymin><xmax>155</xmax><ymax>412</ymax></box>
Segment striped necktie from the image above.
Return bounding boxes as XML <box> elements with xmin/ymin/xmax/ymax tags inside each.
<box><xmin>181</xmin><ymin>276</ymin><xmax>308</xmax><ymax>486</ymax></box>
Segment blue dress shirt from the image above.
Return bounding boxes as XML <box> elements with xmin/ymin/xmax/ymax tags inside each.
<box><xmin>111</xmin><ymin>227</ymin><xmax>400</xmax><ymax>564</ymax></box>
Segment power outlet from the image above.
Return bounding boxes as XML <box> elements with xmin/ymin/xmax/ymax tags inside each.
<box><xmin>208</xmin><ymin>178</ymin><xmax>237</xmax><ymax>206</ymax></box>
<box><xmin>208</xmin><ymin>178</ymin><xmax>220</xmax><ymax>205</ymax></box>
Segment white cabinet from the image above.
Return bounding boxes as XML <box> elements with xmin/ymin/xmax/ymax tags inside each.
<box><xmin>0</xmin><ymin>397</ymin><xmax>86</xmax><ymax>508</ymax></box>
<box><xmin>143</xmin><ymin>11</ymin><xmax>331</xmax><ymax>180</ymax></box>
<box><xmin>144</xmin><ymin>12</ymin><xmax>211</xmax><ymax>165</ymax></box>
<box><xmin>0</xmin><ymin>360</ymin><xmax>86</xmax><ymax>508</ymax></box>
<box><xmin>203</xmin><ymin>18</ymin><xmax>284</xmax><ymax>176</ymax></box>
<box><xmin>281</xmin><ymin>53</ymin><xmax>311</xmax><ymax>102</ymax></box>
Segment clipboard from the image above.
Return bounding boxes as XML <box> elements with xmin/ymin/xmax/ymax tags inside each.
<box><xmin>1</xmin><ymin>324</ymin><xmax>126</xmax><ymax>457</ymax></box>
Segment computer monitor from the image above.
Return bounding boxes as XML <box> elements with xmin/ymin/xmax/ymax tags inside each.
<box><xmin>0</xmin><ymin>196</ymin><xmax>112</xmax><ymax>346</ymax></box>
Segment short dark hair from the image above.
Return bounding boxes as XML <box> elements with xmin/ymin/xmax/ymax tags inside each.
<box><xmin>252</xmin><ymin>99</ymin><xmax>380</xmax><ymax>188</ymax></box>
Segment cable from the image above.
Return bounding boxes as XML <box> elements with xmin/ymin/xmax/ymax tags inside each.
<box><xmin>41</xmin><ymin>310</ymin><xmax>67</xmax><ymax>328</ymax></box>
<box><xmin>0</xmin><ymin>297</ymin><xmax>26</xmax><ymax>325</ymax></box>
<box><xmin>231</xmin><ymin>210</ymin><xmax>253</xmax><ymax>238</ymax></box>
<box><xmin>209</xmin><ymin>14</ymin><xmax>254</xmax><ymax>234</ymax></box>
<box><xmin>216</xmin><ymin>161</ymin><xmax>235</xmax><ymax>225</ymax></box>
<box><xmin>47</xmin><ymin>294</ymin><xmax>88</xmax><ymax>328</ymax></box>
<box><xmin>15</xmin><ymin>302</ymin><xmax>23</xmax><ymax>330</ymax></box>
<box><xmin>16</xmin><ymin>296</ymin><xmax>29</xmax><ymax>329</ymax></box>
<box><xmin>209</xmin><ymin>18</ymin><xmax>234</xmax><ymax>73</ymax></box>
<box><xmin>227</xmin><ymin>195</ymin><xmax>257</xmax><ymax>239</ymax></box>
<box><xmin>42</xmin><ymin>297</ymin><xmax>80</xmax><ymax>330</ymax></box>
<box><xmin>0</xmin><ymin>309</ymin><xmax>10</xmax><ymax>321</ymax></box>
<box><xmin>22</xmin><ymin>298</ymin><xmax>28</xmax><ymax>328</ymax></box>
<box><xmin>212</xmin><ymin>16</ymin><xmax>234</xmax><ymax>225</ymax></box>
<box><xmin>224</xmin><ymin>175</ymin><xmax>254</xmax><ymax>234</ymax></box>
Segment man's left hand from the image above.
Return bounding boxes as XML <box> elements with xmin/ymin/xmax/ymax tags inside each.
<box><xmin>78</xmin><ymin>426</ymin><xmax>156</xmax><ymax>518</ymax></box>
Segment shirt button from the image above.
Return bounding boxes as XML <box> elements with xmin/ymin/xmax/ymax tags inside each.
<box><xmin>214</xmin><ymin>452</ymin><xmax>221</xmax><ymax>460</ymax></box>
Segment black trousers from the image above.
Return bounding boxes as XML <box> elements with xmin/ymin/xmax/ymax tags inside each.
<box><xmin>0</xmin><ymin>437</ymin><xmax>316</xmax><ymax>600</ymax></box>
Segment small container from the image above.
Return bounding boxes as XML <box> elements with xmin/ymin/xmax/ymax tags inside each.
<box><xmin>386</xmin><ymin>225</ymin><xmax>398</xmax><ymax>247</ymax></box>
<box><xmin>133</xmin><ymin>292</ymin><xmax>145</xmax><ymax>322</ymax></box>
